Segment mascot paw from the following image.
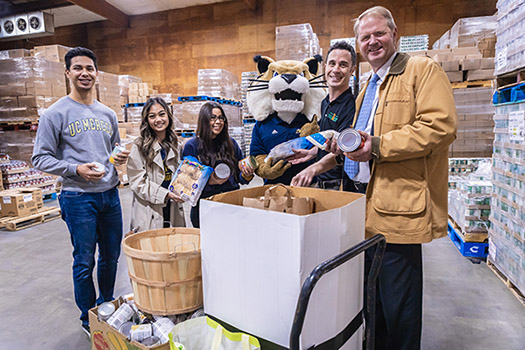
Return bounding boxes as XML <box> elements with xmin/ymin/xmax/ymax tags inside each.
<box><xmin>255</xmin><ymin>155</ymin><xmax>292</xmax><ymax>180</ymax></box>
<box><xmin>299</xmin><ymin>115</ymin><xmax>320</xmax><ymax>137</ymax></box>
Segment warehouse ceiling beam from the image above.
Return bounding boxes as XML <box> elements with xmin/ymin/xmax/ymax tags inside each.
<box><xmin>0</xmin><ymin>0</ymin><xmax>71</xmax><ymax>17</ymax></box>
<box><xmin>66</xmin><ymin>0</ymin><xmax>129</xmax><ymax>27</ymax></box>
<box><xmin>242</xmin><ymin>0</ymin><xmax>257</xmax><ymax>11</ymax></box>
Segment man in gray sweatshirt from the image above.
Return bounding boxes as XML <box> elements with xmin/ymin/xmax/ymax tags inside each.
<box><xmin>32</xmin><ymin>47</ymin><xmax>129</xmax><ymax>335</ymax></box>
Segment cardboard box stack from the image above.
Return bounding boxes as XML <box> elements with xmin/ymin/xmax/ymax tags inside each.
<box><xmin>0</xmin><ymin>56</ymin><xmax>67</xmax><ymax>123</ymax></box>
<box><xmin>32</xmin><ymin>44</ymin><xmax>71</xmax><ymax>64</ymax></box>
<box><xmin>0</xmin><ymin>159</ymin><xmax>56</xmax><ymax>194</ymax></box>
<box><xmin>0</xmin><ymin>129</ymin><xmax>37</xmax><ymax>166</ymax></box>
<box><xmin>129</xmin><ymin>82</ymin><xmax>153</xmax><ymax>104</ymax></box>
<box><xmin>450</xmin><ymin>87</ymin><xmax>495</xmax><ymax>157</ymax></box>
<box><xmin>494</xmin><ymin>0</ymin><xmax>525</xmax><ymax>76</ymax></box>
<box><xmin>399</xmin><ymin>35</ymin><xmax>429</xmax><ymax>52</ymax></box>
<box><xmin>448</xmin><ymin>157</ymin><xmax>491</xmax><ymax>189</ymax></box>
<box><xmin>426</xmin><ymin>47</ymin><xmax>495</xmax><ymax>83</ymax></box>
<box><xmin>97</xmin><ymin>71</ymin><xmax>124</xmax><ymax>122</ymax></box>
<box><xmin>180</xmin><ymin>101</ymin><xmax>203</xmax><ymax>128</ymax></box>
<box><xmin>432</xmin><ymin>15</ymin><xmax>497</xmax><ymax>51</ymax></box>
<box><xmin>118</xmin><ymin>74</ymin><xmax>143</xmax><ymax>106</ymax></box>
<box><xmin>0</xmin><ymin>48</ymin><xmax>31</xmax><ymax>59</ymax></box>
<box><xmin>197</xmin><ymin>69</ymin><xmax>240</xmax><ymax>100</ymax></box>
<box><xmin>489</xmin><ymin>100</ymin><xmax>525</xmax><ymax>296</ymax></box>
<box><xmin>275</xmin><ymin>23</ymin><xmax>321</xmax><ymax>61</ymax></box>
<box><xmin>241</xmin><ymin>71</ymin><xmax>258</xmax><ymax>155</ymax></box>
<box><xmin>0</xmin><ymin>187</ymin><xmax>43</xmax><ymax>217</ymax></box>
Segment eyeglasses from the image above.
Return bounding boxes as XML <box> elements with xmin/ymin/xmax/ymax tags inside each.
<box><xmin>210</xmin><ymin>115</ymin><xmax>226</xmax><ymax>123</ymax></box>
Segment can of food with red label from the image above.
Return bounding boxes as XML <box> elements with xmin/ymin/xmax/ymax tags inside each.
<box><xmin>238</xmin><ymin>155</ymin><xmax>258</xmax><ymax>172</ymax></box>
<box><xmin>109</xmin><ymin>144</ymin><xmax>126</xmax><ymax>164</ymax></box>
<box><xmin>337</xmin><ymin>129</ymin><xmax>365</xmax><ymax>152</ymax></box>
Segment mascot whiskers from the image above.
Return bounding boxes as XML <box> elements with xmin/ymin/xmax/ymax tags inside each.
<box><xmin>247</xmin><ymin>55</ymin><xmax>327</xmax><ymax>184</ymax></box>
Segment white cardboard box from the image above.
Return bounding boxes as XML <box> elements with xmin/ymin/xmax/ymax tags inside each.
<box><xmin>200</xmin><ymin>185</ymin><xmax>365</xmax><ymax>349</ymax></box>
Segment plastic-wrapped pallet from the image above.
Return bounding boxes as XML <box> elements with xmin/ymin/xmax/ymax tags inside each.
<box><xmin>32</xmin><ymin>44</ymin><xmax>71</xmax><ymax>64</ymax></box>
<box><xmin>399</xmin><ymin>35</ymin><xmax>429</xmax><ymax>52</ymax></box>
<box><xmin>229</xmin><ymin>127</ymin><xmax>245</xmax><ymax>155</ymax></box>
<box><xmin>241</xmin><ymin>71</ymin><xmax>258</xmax><ymax>155</ymax></box>
<box><xmin>494</xmin><ymin>0</ymin><xmax>525</xmax><ymax>75</ymax></box>
<box><xmin>0</xmin><ymin>49</ymin><xmax>31</xmax><ymax>59</ymax></box>
<box><xmin>448</xmin><ymin>157</ymin><xmax>491</xmax><ymax>189</ymax></box>
<box><xmin>489</xmin><ymin>101</ymin><xmax>525</xmax><ymax>295</ymax></box>
<box><xmin>448</xmin><ymin>160</ymin><xmax>493</xmax><ymax>234</ymax></box>
<box><xmin>180</xmin><ymin>101</ymin><xmax>205</xmax><ymax>128</ymax></box>
<box><xmin>197</xmin><ymin>69</ymin><xmax>240</xmax><ymax>100</ymax></box>
<box><xmin>449</xmin><ymin>15</ymin><xmax>497</xmax><ymax>49</ymax></box>
<box><xmin>449</xmin><ymin>87</ymin><xmax>495</xmax><ymax>157</ymax></box>
<box><xmin>125</xmin><ymin>107</ymin><xmax>143</xmax><ymax>124</ymax></box>
<box><xmin>275</xmin><ymin>23</ymin><xmax>321</xmax><ymax>61</ymax></box>
<box><xmin>0</xmin><ymin>57</ymin><xmax>67</xmax><ymax>124</ymax></box>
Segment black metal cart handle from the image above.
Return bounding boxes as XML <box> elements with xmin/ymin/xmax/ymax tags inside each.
<box><xmin>289</xmin><ymin>234</ymin><xmax>386</xmax><ymax>350</ymax></box>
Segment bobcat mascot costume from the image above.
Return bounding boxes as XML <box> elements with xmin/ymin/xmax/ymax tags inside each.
<box><xmin>247</xmin><ymin>55</ymin><xmax>326</xmax><ymax>184</ymax></box>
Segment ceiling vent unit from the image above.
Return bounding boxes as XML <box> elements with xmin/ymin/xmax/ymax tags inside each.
<box><xmin>0</xmin><ymin>17</ymin><xmax>16</xmax><ymax>39</ymax></box>
<box><xmin>15</xmin><ymin>14</ymin><xmax>29</xmax><ymax>36</ymax></box>
<box><xmin>0</xmin><ymin>12</ymin><xmax>54</xmax><ymax>41</ymax></box>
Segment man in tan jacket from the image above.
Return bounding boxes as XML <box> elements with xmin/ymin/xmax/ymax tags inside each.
<box><xmin>304</xmin><ymin>6</ymin><xmax>457</xmax><ymax>349</ymax></box>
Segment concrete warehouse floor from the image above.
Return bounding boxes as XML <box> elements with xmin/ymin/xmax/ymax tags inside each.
<box><xmin>0</xmin><ymin>181</ymin><xmax>524</xmax><ymax>349</ymax></box>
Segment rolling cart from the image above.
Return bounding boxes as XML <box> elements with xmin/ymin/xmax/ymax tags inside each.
<box><xmin>210</xmin><ymin>234</ymin><xmax>387</xmax><ymax>350</ymax></box>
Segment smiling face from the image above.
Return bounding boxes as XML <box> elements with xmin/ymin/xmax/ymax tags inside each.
<box><xmin>210</xmin><ymin>108</ymin><xmax>225</xmax><ymax>138</ymax></box>
<box><xmin>357</xmin><ymin>14</ymin><xmax>397</xmax><ymax>72</ymax></box>
<box><xmin>66</xmin><ymin>55</ymin><xmax>98</xmax><ymax>93</ymax></box>
<box><xmin>147</xmin><ymin>103</ymin><xmax>170</xmax><ymax>137</ymax></box>
<box><xmin>325</xmin><ymin>49</ymin><xmax>355</xmax><ymax>91</ymax></box>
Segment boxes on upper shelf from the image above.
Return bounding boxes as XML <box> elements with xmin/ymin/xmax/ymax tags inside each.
<box><xmin>494</xmin><ymin>1</ymin><xmax>525</xmax><ymax>75</ymax></box>
<box><xmin>275</xmin><ymin>23</ymin><xmax>321</xmax><ymax>61</ymax></box>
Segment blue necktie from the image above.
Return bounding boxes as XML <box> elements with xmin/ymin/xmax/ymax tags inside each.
<box><xmin>344</xmin><ymin>73</ymin><xmax>380</xmax><ymax>179</ymax></box>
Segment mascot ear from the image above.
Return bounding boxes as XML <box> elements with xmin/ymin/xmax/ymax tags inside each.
<box><xmin>254</xmin><ymin>55</ymin><xmax>274</xmax><ymax>74</ymax></box>
<box><xmin>304</xmin><ymin>55</ymin><xmax>323</xmax><ymax>76</ymax></box>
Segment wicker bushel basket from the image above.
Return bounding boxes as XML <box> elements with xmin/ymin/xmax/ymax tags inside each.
<box><xmin>122</xmin><ymin>227</ymin><xmax>202</xmax><ymax>315</ymax></box>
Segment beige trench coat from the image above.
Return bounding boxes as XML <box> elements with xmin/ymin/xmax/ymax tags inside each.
<box><xmin>127</xmin><ymin>140</ymin><xmax>185</xmax><ymax>231</ymax></box>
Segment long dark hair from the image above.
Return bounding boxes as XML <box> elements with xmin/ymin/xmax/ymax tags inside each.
<box><xmin>196</xmin><ymin>102</ymin><xmax>236</xmax><ymax>172</ymax></box>
<box><xmin>137</xmin><ymin>97</ymin><xmax>178</xmax><ymax>166</ymax></box>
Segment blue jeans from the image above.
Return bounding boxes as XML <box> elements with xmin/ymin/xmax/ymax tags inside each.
<box><xmin>59</xmin><ymin>187</ymin><xmax>123</xmax><ymax>326</ymax></box>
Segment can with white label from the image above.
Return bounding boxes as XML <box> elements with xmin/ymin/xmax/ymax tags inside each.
<box><xmin>152</xmin><ymin>317</ymin><xmax>175</xmax><ymax>344</ymax></box>
<box><xmin>337</xmin><ymin>129</ymin><xmax>365</xmax><ymax>153</ymax></box>
<box><xmin>91</xmin><ymin>161</ymin><xmax>105</xmax><ymax>173</ymax></box>
<box><xmin>213</xmin><ymin>162</ymin><xmax>231</xmax><ymax>180</ymax></box>
<box><xmin>106</xmin><ymin>302</ymin><xmax>134</xmax><ymax>330</ymax></box>
<box><xmin>98</xmin><ymin>302</ymin><xmax>116</xmax><ymax>322</ymax></box>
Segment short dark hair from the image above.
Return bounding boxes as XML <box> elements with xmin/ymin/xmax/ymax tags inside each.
<box><xmin>65</xmin><ymin>47</ymin><xmax>98</xmax><ymax>70</ymax></box>
<box><xmin>326</xmin><ymin>41</ymin><xmax>356</xmax><ymax>66</ymax></box>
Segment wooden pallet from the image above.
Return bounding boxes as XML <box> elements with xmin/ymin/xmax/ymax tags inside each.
<box><xmin>496</xmin><ymin>68</ymin><xmax>525</xmax><ymax>89</ymax></box>
<box><xmin>448</xmin><ymin>217</ymin><xmax>488</xmax><ymax>243</ymax></box>
<box><xmin>451</xmin><ymin>80</ymin><xmax>494</xmax><ymax>89</ymax></box>
<box><xmin>0</xmin><ymin>206</ymin><xmax>61</xmax><ymax>231</ymax></box>
<box><xmin>487</xmin><ymin>259</ymin><xmax>525</xmax><ymax>306</ymax></box>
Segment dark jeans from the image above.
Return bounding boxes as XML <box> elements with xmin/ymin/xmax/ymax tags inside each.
<box><xmin>365</xmin><ymin>243</ymin><xmax>423</xmax><ymax>350</ymax></box>
<box><xmin>59</xmin><ymin>187</ymin><xmax>123</xmax><ymax>326</ymax></box>
<box><xmin>317</xmin><ymin>178</ymin><xmax>342</xmax><ymax>190</ymax></box>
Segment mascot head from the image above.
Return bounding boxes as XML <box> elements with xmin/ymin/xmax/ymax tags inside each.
<box><xmin>247</xmin><ymin>55</ymin><xmax>327</xmax><ymax>124</ymax></box>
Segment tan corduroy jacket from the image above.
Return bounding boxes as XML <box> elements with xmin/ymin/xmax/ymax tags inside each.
<box><xmin>127</xmin><ymin>140</ymin><xmax>185</xmax><ymax>231</ymax></box>
<box><xmin>359</xmin><ymin>53</ymin><xmax>457</xmax><ymax>243</ymax></box>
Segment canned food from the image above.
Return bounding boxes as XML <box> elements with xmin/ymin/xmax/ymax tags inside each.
<box><xmin>91</xmin><ymin>161</ymin><xmax>105</xmax><ymax>173</ymax></box>
<box><xmin>130</xmin><ymin>323</ymin><xmax>152</xmax><ymax>343</ymax></box>
<box><xmin>98</xmin><ymin>302</ymin><xmax>116</xmax><ymax>322</ymax></box>
<box><xmin>109</xmin><ymin>144</ymin><xmax>126</xmax><ymax>164</ymax></box>
<box><xmin>337</xmin><ymin>129</ymin><xmax>365</xmax><ymax>153</ymax></box>
<box><xmin>213</xmin><ymin>163</ymin><xmax>231</xmax><ymax>180</ymax></box>
<box><xmin>118</xmin><ymin>321</ymin><xmax>133</xmax><ymax>339</ymax></box>
<box><xmin>141</xmin><ymin>336</ymin><xmax>160</xmax><ymax>347</ymax></box>
<box><xmin>190</xmin><ymin>308</ymin><xmax>205</xmax><ymax>319</ymax></box>
<box><xmin>238</xmin><ymin>155</ymin><xmax>258</xmax><ymax>172</ymax></box>
<box><xmin>106</xmin><ymin>303</ymin><xmax>134</xmax><ymax>330</ymax></box>
<box><xmin>152</xmin><ymin>317</ymin><xmax>175</xmax><ymax>344</ymax></box>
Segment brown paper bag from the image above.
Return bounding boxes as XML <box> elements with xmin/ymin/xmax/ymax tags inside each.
<box><xmin>242</xmin><ymin>184</ymin><xmax>315</xmax><ymax>215</ymax></box>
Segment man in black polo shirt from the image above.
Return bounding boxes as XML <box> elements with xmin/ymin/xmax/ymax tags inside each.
<box><xmin>290</xmin><ymin>41</ymin><xmax>356</xmax><ymax>189</ymax></box>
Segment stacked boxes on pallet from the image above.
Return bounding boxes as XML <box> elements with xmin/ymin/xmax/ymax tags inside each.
<box><xmin>197</xmin><ymin>69</ymin><xmax>240</xmax><ymax>100</ymax></box>
<box><xmin>32</xmin><ymin>44</ymin><xmax>70</xmax><ymax>64</ymax></box>
<box><xmin>0</xmin><ymin>159</ymin><xmax>55</xmax><ymax>195</ymax></box>
<box><xmin>488</xmin><ymin>0</ymin><xmax>525</xmax><ymax>296</ymax></box>
<box><xmin>129</xmin><ymin>82</ymin><xmax>152</xmax><ymax>104</ymax></box>
<box><xmin>97</xmin><ymin>71</ymin><xmax>124</xmax><ymax>122</ymax></box>
<box><xmin>448</xmin><ymin>161</ymin><xmax>492</xmax><ymax>237</ymax></box>
<box><xmin>432</xmin><ymin>15</ymin><xmax>497</xmax><ymax>52</ymax></box>
<box><xmin>275</xmin><ymin>23</ymin><xmax>321</xmax><ymax>61</ymax></box>
<box><xmin>489</xmin><ymin>102</ymin><xmax>525</xmax><ymax>295</ymax></box>
<box><xmin>0</xmin><ymin>55</ymin><xmax>67</xmax><ymax>124</ymax></box>
<box><xmin>118</xmin><ymin>74</ymin><xmax>142</xmax><ymax>106</ymax></box>
<box><xmin>450</xmin><ymin>87</ymin><xmax>495</xmax><ymax>157</ymax></box>
<box><xmin>494</xmin><ymin>1</ymin><xmax>525</xmax><ymax>76</ymax></box>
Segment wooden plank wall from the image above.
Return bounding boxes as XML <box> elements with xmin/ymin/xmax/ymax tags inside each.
<box><xmin>0</xmin><ymin>0</ymin><xmax>496</xmax><ymax>96</ymax></box>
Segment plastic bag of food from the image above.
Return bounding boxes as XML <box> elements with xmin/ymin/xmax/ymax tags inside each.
<box><xmin>265</xmin><ymin>130</ymin><xmax>339</xmax><ymax>163</ymax></box>
<box><xmin>169</xmin><ymin>156</ymin><xmax>213</xmax><ymax>206</ymax></box>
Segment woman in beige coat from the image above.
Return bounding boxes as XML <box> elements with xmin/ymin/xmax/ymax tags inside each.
<box><xmin>127</xmin><ymin>97</ymin><xmax>185</xmax><ymax>231</ymax></box>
